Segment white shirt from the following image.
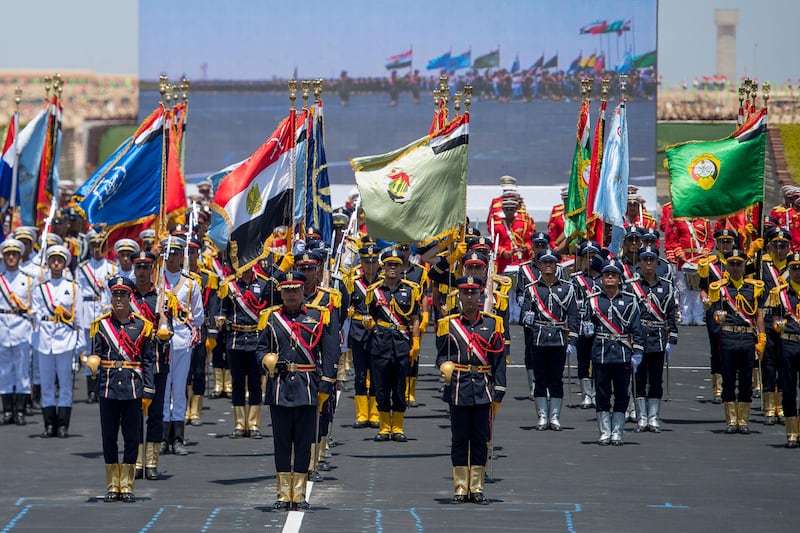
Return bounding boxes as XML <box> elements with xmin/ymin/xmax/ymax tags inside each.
<box><xmin>164</xmin><ymin>269</ymin><xmax>204</xmax><ymax>351</ymax></box>
<box><xmin>31</xmin><ymin>277</ymin><xmax>85</xmax><ymax>355</ymax></box>
<box><xmin>0</xmin><ymin>269</ymin><xmax>34</xmax><ymax>347</ymax></box>
<box><xmin>76</xmin><ymin>258</ymin><xmax>116</xmax><ymax>328</ymax></box>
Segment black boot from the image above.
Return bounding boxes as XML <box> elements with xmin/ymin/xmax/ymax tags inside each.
<box><xmin>41</xmin><ymin>406</ymin><xmax>57</xmax><ymax>437</ymax></box>
<box><xmin>159</xmin><ymin>422</ymin><xmax>171</xmax><ymax>455</ymax></box>
<box><xmin>57</xmin><ymin>407</ymin><xmax>71</xmax><ymax>438</ymax></box>
<box><xmin>172</xmin><ymin>422</ymin><xmax>188</xmax><ymax>456</ymax></box>
<box><xmin>14</xmin><ymin>394</ymin><xmax>27</xmax><ymax>425</ymax></box>
<box><xmin>32</xmin><ymin>384</ymin><xmax>42</xmax><ymax>410</ymax></box>
<box><xmin>86</xmin><ymin>376</ymin><xmax>98</xmax><ymax>404</ymax></box>
<box><xmin>1</xmin><ymin>394</ymin><xmax>12</xmax><ymax>424</ymax></box>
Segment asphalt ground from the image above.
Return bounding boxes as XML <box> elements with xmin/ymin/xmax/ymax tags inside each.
<box><xmin>2</xmin><ymin>323</ymin><xmax>799</xmax><ymax>532</ymax></box>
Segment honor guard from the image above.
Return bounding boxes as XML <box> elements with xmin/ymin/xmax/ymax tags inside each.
<box><xmin>0</xmin><ymin>239</ymin><xmax>34</xmax><ymax>426</ymax></box>
<box><xmin>547</xmin><ymin>187</ymin><xmax>568</xmax><ymax>253</ymax></box>
<box><xmin>366</xmin><ymin>249</ymin><xmax>421</xmax><ymax>442</ymax></box>
<box><xmin>139</xmin><ymin>229</ymin><xmax>156</xmax><ymax>253</ymax></box>
<box><xmin>77</xmin><ymin>230</ymin><xmax>117</xmax><ymax>403</ymax></box>
<box><xmin>159</xmin><ymin>237</ymin><xmax>204</xmax><ymax>455</ymax></box>
<box><xmin>583</xmin><ymin>258</ymin><xmax>644</xmax><ymax>446</ymax></box>
<box><xmin>520</xmin><ymin>248</ymin><xmax>579</xmax><ymax>430</ymax></box>
<box><xmin>346</xmin><ymin>245</ymin><xmax>382</xmax><ymax>429</ymax></box>
<box><xmin>31</xmin><ymin>245</ymin><xmax>86</xmax><ymax>438</ymax></box>
<box><xmin>130</xmin><ymin>251</ymin><xmax>171</xmax><ymax>481</ymax></box>
<box><xmin>640</xmin><ymin>228</ymin><xmax>674</xmax><ymax>281</ymax></box>
<box><xmin>397</xmin><ymin>242</ymin><xmax>428</xmax><ymax>407</ymax></box>
<box><xmin>666</xmin><ymin>217</ymin><xmax>714</xmax><ymax>326</ymax></box>
<box><xmin>13</xmin><ymin>227</ymin><xmax>39</xmax><ymax>279</ymax></box>
<box><xmin>208</xmin><ymin>253</ymin><xmax>233</xmax><ymax>400</ymax></box>
<box><xmin>707</xmin><ymin>249</ymin><xmax>766</xmax><ymax>434</ymax></box>
<box><xmin>495</xmin><ymin>195</ymin><xmax>535</xmax><ymax>277</ymax></box>
<box><xmin>90</xmin><ymin>276</ymin><xmax>156</xmax><ymax>503</ymax></box>
<box><xmin>769</xmin><ymin>252</ymin><xmax>800</xmax><ymax>447</ymax></box>
<box><xmin>619</xmin><ymin>227</ymin><xmax>644</xmax><ymax>283</ymax></box>
<box><xmin>629</xmin><ymin>246</ymin><xmax>678</xmax><ymax>432</ymax></box>
<box><xmin>436</xmin><ymin>276</ymin><xmax>506</xmax><ymax>505</ymax></box>
<box><xmin>698</xmin><ymin>228</ymin><xmax>737</xmax><ymax>403</ymax></box>
<box><xmin>624</xmin><ymin>186</ymin><xmax>658</xmax><ymax>231</ymax></box>
<box><xmin>570</xmin><ymin>241</ymin><xmax>602</xmax><ymax>408</ymax></box>
<box><xmin>113</xmin><ymin>239</ymin><xmax>140</xmax><ymax>282</ymax></box>
<box><xmin>759</xmin><ymin>228</ymin><xmax>790</xmax><ymax>424</ymax></box>
<box><xmin>257</xmin><ymin>270</ymin><xmax>336</xmax><ymax>511</ymax></box>
<box><xmin>217</xmin><ymin>263</ymin><xmax>274</xmax><ymax>439</ymax></box>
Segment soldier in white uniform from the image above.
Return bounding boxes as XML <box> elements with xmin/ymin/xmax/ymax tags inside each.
<box><xmin>114</xmin><ymin>239</ymin><xmax>140</xmax><ymax>282</ymax></box>
<box><xmin>160</xmin><ymin>237</ymin><xmax>204</xmax><ymax>456</ymax></box>
<box><xmin>31</xmin><ymin>245</ymin><xmax>86</xmax><ymax>438</ymax></box>
<box><xmin>13</xmin><ymin>227</ymin><xmax>42</xmax><ymax>411</ymax></box>
<box><xmin>0</xmin><ymin>239</ymin><xmax>35</xmax><ymax>426</ymax></box>
<box><xmin>76</xmin><ymin>231</ymin><xmax>116</xmax><ymax>403</ymax></box>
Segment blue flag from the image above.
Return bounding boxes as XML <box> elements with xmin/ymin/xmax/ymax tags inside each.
<box><xmin>306</xmin><ymin>103</ymin><xmax>332</xmax><ymax>245</ymax></box>
<box><xmin>447</xmin><ymin>50</ymin><xmax>471</xmax><ymax>72</ymax></box>
<box><xmin>74</xmin><ymin>106</ymin><xmax>165</xmax><ymax>227</ymax></box>
<box><xmin>427</xmin><ymin>51</ymin><xmax>451</xmax><ymax>71</ymax></box>
<box><xmin>594</xmin><ymin>103</ymin><xmax>628</xmax><ymax>227</ymax></box>
<box><xmin>16</xmin><ymin>106</ymin><xmax>50</xmax><ymax>226</ymax></box>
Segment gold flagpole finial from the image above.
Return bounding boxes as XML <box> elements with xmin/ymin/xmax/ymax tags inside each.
<box><xmin>750</xmin><ymin>82</ymin><xmax>758</xmax><ymax>110</ymax></box>
<box><xmin>54</xmin><ymin>74</ymin><xmax>63</xmax><ymax>99</ymax></box>
<box><xmin>601</xmin><ymin>77</ymin><xmax>610</xmax><ymax>100</ymax></box>
<box><xmin>159</xmin><ymin>75</ymin><xmax>168</xmax><ymax>104</ymax></box>
<box><xmin>581</xmin><ymin>78</ymin><xmax>593</xmax><ymax>101</ymax></box>
<box><xmin>14</xmin><ymin>87</ymin><xmax>21</xmax><ymax>112</ymax></box>
<box><xmin>619</xmin><ymin>74</ymin><xmax>628</xmax><ymax>101</ymax></box>
<box><xmin>743</xmin><ymin>77</ymin><xmax>752</xmax><ymax>100</ymax></box>
<box><xmin>44</xmin><ymin>76</ymin><xmax>52</xmax><ymax>99</ymax></box>
<box><xmin>453</xmin><ymin>91</ymin><xmax>462</xmax><ymax>115</ymax></box>
<box><xmin>464</xmin><ymin>85</ymin><xmax>472</xmax><ymax>114</ymax></box>
<box><xmin>181</xmin><ymin>77</ymin><xmax>190</xmax><ymax>102</ymax></box>
<box><xmin>288</xmin><ymin>79</ymin><xmax>297</xmax><ymax>111</ymax></box>
<box><xmin>738</xmin><ymin>85</ymin><xmax>745</xmax><ymax>107</ymax></box>
<box><xmin>171</xmin><ymin>83</ymin><xmax>180</xmax><ymax>108</ymax></box>
<box><xmin>432</xmin><ymin>88</ymin><xmax>440</xmax><ymax>107</ymax></box>
<box><xmin>762</xmin><ymin>81</ymin><xmax>770</xmax><ymax>109</ymax></box>
<box><xmin>313</xmin><ymin>79</ymin><xmax>323</xmax><ymax>101</ymax></box>
<box><xmin>301</xmin><ymin>80</ymin><xmax>310</xmax><ymax>110</ymax></box>
<box><xmin>439</xmin><ymin>74</ymin><xmax>450</xmax><ymax>104</ymax></box>
<box><xmin>165</xmin><ymin>84</ymin><xmax>173</xmax><ymax>107</ymax></box>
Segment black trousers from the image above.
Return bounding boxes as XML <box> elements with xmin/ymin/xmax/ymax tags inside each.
<box><xmin>634</xmin><ymin>351</ymin><xmax>665</xmax><ymax>399</ymax></box>
<box><xmin>720</xmin><ymin>332</ymin><xmax>755</xmax><ymax>403</ymax></box>
<box><xmin>372</xmin><ymin>349</ymin><xmax>409</xmax><ymax>412</ymax></box>
<box><xmin>706</xmin><ymin>309</ymin><xmax>722</xmax><ymax>374</ymax></box>
<box><xmin>523</xmin><ymin>329</ymin><xmax>534</xmax><ymax>370</ymax></box>
<box><xmin>779</xmin><ymin>340</ymin><xmax>800</xmax><ymax>417</ymax></box>
<box><xmin>188</xmin><ymin>343</ymin><xmax>206</xmax><ymax>396</ymax></box>
<box><xmin>577</xmin><ymin>335</ymin><xmax>593</xmax><ymax>380</ymax></box>
<box><xmin>449</xmin><ymin>403</ymin><xmax>490</xmax><ymax>466</ymax></box>
<box><xmin>762</xmin><ymin>328</ymin><xmax>780</xmax><ymax>393</ymax></box>
<box><xmin>594</xmin><ymin>362</ymin><xmax>630</xmax><ymax>413</ymax></box>
<box><xmin>270</xmin><ymin>405</ymin><xmax>315</xmax><ymax>473</ymax></box>
<box><xmin>143</xmin><ymin>371</ymin><xmax>168</xmax><ymax>443</ymax></box>
<box><xmin>531</xmin><ymin>345</ymin><xmax>566</xmax><ymax>398</ymax></box>
<box><xmin>100</xmin><ymin>397</ymin><xmax>141</xmax><ymax>464</ymax></box>
<box><xmin>211</xmin><ymin>331</ymin><xmax>228</xmax><ymax>369</ymax></box>
<box><xmin>351</xmin><ymin>340</ymin><xmax>374</xmax><ymax>396</ymax></box>
<box><xmin>229</xmin><ymin>349</ymin><xmax>262</xmax><ymax>406</ymax></box>
<box><xmin>317</xmin><ymin>395</ymin><xmax>336</xmax><ymax>438</ymax></box>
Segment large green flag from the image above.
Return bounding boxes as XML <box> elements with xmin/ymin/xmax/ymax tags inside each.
<box><xmin>667</xmin><ymin>109</ymin><xmax>766</xmax><ymax>218</ymax></box>
<box><xmin>352</xmin><ymin>114</ymin><xmax>468</xmax><ymax>242</ymax></box>
<box><xmin>473</xmin><ymin>49</ymin><xmax>500</xmax><ymax>69</ymax></box>
<box><xmin>564</xmin><ymin>98</ymin><xmax>591</xmax><ymax>239</ymax></box>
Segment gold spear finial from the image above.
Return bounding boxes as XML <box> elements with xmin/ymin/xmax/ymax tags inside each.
<box><xmin>301</xmin><ymin>80</ymin><xmax>310</xmax><ymax>110</ymax></box>
<box><xmin>313</xmin><ymin>79</ymin><xmax>323</xmax><ymax>100</ymax></box>
<box><xmin>601</xmin><ymin>77</ymin><xmax>610</xmax><ymax>99</ymax></box>
<box><xmin>171</xmin><ymin>83</ymin><xmax>180</xmax><ymax>106</ymax></box>
<box><xmin>288</xmin><ymin>79</ymin><xmax>297</xmax><ymax>110</ymax></box>
<box><xmin>762</xmin><ymin>81</ymin><xmax>770</xmax><ymax>108</ymax></box>
<box><xmin>44</xmin><ymin>76</ymin><xmax>51</xmax><ymax>99</ymax></box>
<box><xmin>159</xmin><ymin>75</ymin><xmax>168</xmax><ymax>104</ymax></box>
<box><xmin>619</xmin><ymin>74</ymin><xmax>628</xmax><ymax>101</ymax></box>
<box><xmin>464</xmin><ymin>85</ymin><xmax>472</xmax><ymax>114</ymax></box>
<box><xmin>454</xmin><ymin>91</ymin><xmax>462</xmax><ymax>115</ymax></box>
<box><xmin>14</xmin><ymin>87</ymin><xmax>21</xmax><ymax>112</ymax></box>
<box><xmin>750</xmin><ymin>81</ymin><xmax>758</xmax><ymax>109</ymax></box>
<box><xmin>432</xmin><ymin>88</ymin><xmax>440</xmax><ymax>107</ymax></box>
<box><xmin>181</xmin><ymin>77</ymin><xmax>189</xmax><ymax>102</ymax></box>
<box><xmin>738</xmin><ymin>85</ymin><xmax>745</xmax><ymax>106</ymax></box>
<box><xmin>165</xmin><ymin>84</ymin><xmax>173</xmax><ymax>106</ymax></box>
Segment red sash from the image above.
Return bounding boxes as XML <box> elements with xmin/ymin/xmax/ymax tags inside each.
<box><xmin>130</xmin><ymin>293</ymin><xmax>157</xmax><ymax>324</ymax></box>
<box><xmin>99</xmin><ymin>316</ymin><xmax>142</xmax><ymax>362</ymax></box>
<box><xmin>79</xmin><ymin>262</ymin><xmax>105</xmax><ymax>296</ymax></box>
<box><xmin>520</xmin><ymin>262</ymin><xmax>537</xmax><ymax>286</ymax></box>
<box><xmin>589</xmin><ymin>295</ymin><xmax>625</xmax><ymax>337</ymax></box>
<box><xmin>372</xmin><ymin>286</ymin><xmax>406</xmax><ymax>330</ymax></box>
<box><xmin>228</xmin><ymin>280</ymin><xmax>264</xmax><ymax>323</ymax></box>
<box><xmin>527</xmin><ymin>283</ymin><xmax>564</xmax><ymax>325</ymax></box>
<box><xmin>720</xmin><ymin>285</ymin><xmax>756</xmax><ymax>327</ymax></box>
<box><xmin>709</xmin><ymin>261</ymin><xmax>723</xmax><ymax>281</ymax></box>
<box><xmin>449</xmin><ymin>317</ymin><xmax>491</xmax><ymax>366</ymax></box>
<box><xmin>273</xmin><ymin>308</ymin><xmax>321</xmax><ymax>365</ymax></box>
<box><xmin>0</xmin><ymin>275</ymin><xmax>27</xmax><ymax>312</ymax></box>
<box><xmin>629</xmin><ymin>280</ymin><xmax>666</xmax><ymax>322</ymax></box>
<box><xmin>779</xmin><ymin>290</ymin><xmax>800</xmax><ymax>325</ymax></box>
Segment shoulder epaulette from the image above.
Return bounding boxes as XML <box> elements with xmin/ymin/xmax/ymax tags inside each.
<box><xmin>768</xmin><ymin>285</ymin><xmax>783</xmax><ymax>307</ymax></box>
<box><xmin>217</xmin><ymin>279</ymin><xmax>229</xmax><ymax>299</ymax></box>
<box><xmin>257</xmin><ymin>305</ymin><xmax>281</xmax><ymax>330</ymax></box>
<box><xmin>482</xmin><ymin>311</ymin><xmax>505</xmax><ymax>335</ymax></box>
<box><xmin>436</xmin><ymin>314</ymin><xmax>458</xmax><ymax>336</ymax></box>
<box><xmin>493</xmin><ymin>274</ymin><xmax>512</xmax><ymax>288</ymax></box>
<box><xmin>318</xmin><ymin>286</ymin><xmax>342</xmax><ymax>309</ymax></box>
<box><xmin>131</xmin><ymin>312</ymin><xmax>154</xmax><ymax>337</ymax></box>
<box><xmin>89</xmin><ymin>312</ymin><xmax>112</xmax><ymax>337</ymax></box>
<box><xmin>401</xmin><ymin>278</ymin><xmax>422</xmax><ymax>301</ymax></box>
<box><xmin>306</xmin><ymin>304</ymin><xmax>330</xmax><ymax>326</ymax></box>
<box><xmin>365</xmin><ymin>280</ymin><xmax>382</xmax><ymax>304</ymax></box>
<box><xmin>708</xmin><ymin>279</ymin><xmax>727</xmax><ymax>302</ymax></box>
<box><xmin>201</xmin><ymin>269</ymin><xmax>219</xmax><ymax>290</ymax></box>
<box><xmin>79</xmin><ymin>259</ymin><xmax>89</xmax><ymax>267</ymax></box>
<box><xmin>745</xmin><ymin>278</ymin><xmax>765</xmax><ymax>297</ymax></box>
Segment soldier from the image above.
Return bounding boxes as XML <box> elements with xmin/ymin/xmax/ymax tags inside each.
<box><xmin>629</xmin><ymin>246</ymin><xmax>678</xmax><ymax>433</ymax></box>
<box><xmin>217</xmin><ymin>263</ymin><xmax>273</xmax><ymax>439</ymax></box>
<box><xmin>0</xmin><ymin>239</ymin><xmax>34</xmax><ymax>426</ymax></box>
<box><xmin>31</xmin><ymin>245</ymin><xmax>86</xmax><ymax>438</ymax></box>
<box><xmin>640</xmin><ymin>228</ymin><xmax>674</xmax><ymax>282</ymax></box>
<box><xmin>707</xmin><ymin>249</ymin><xmax>766</xmax><ymax>434</ymax></box>
<box><xmin>258</xmin><ymin>270</ymin><xmax>335</xmax><ymax>511</ymax></box>
<box><xmin>113</xmin><ymin>239</ymin><xmax>140</xmax><ymax>281</ymax></box>
<box><xmin>771</xmin><ymin>252</ymin><xmax>800</xmax><ymax>447</ymax></box>
<box><xmin>570</xmin><ymin>241</ymin><xmax>602</xmax><ymax>408</ymax></box>
<box><xmin>665</xmin><ymin>217</ymin><xmax>714</xmax><ymax>326</ymax></box>
<box><xmin>397</xmin><ymin>242</ymin><xmax>428</xmax><ymax>407</ymax></box>
<box><xmin>520</xmin><ymin>248</ymin><xmax>579</xmax><ymax>430</ymax></box>
<box><xmin>139</xmin><ymin>229</ymin><xmax>156</xmax><ymax>253</ymax></box>
<box><xmin>366</xmin><ymin>249</ymin><xmax>420</xmax><ymax>442</ymax></box>
<box><xmin>90</xmin><ymin>276</ymin><xmax>155</xmax><ymax>503</ymax></box>
<box><xmin>159</xmin><ymin>237</ymin><xmax>204</xmax><ymax>455</ymax></box>
<box><xmin>130</xmin><ymin>251</ymin><xmax>170</xmax><ymax>480</ymax></box>
<box><xmin>495</xmin><ymin>195</ymin><xmax>535</xmax><ymax>277</ymax></box>
<box><xmin>436</xmin><ymin>276</ymin><xmax>506</xmax><ymax>504</ymax></box>
<box><xmin>584</xmin><ymin>258</ymin><xmax>644</xmax><ymax>446</ymax></box>
<box><xmin>346</xmin><ymin>245</ymin><xmax>382</xmax><ymax>429</ymax></box>
<box><xmin>77</xmin><ymin>230</ymin><xmax>116</xmax><ymax>404</ymax></box>
<box><xmin>619</xmin><ymin>228</ymin><xmax>644</xmax><ymax>282</ymax></box>
<box><xmin>624</xmin><ymin>186</ymin><xmax>658</xmax><ymax>231</ymax></box>
<box><xmin>547</xmin><ymin>187</ymin><xmax>568</xmax><ymax>253</ymax></box>
<box><xmin>13</xmin><ymin>226</ymin><xmax>39</xmax><ymax>279</ymax></box>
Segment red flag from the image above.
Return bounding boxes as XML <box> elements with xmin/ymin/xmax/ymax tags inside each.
<box><xmin>585</xmin><ymin>97</ymin><xmax>607</xmax><ymax>241</ymax></box>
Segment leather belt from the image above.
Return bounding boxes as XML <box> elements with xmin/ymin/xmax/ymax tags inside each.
<box><xmin>83</xmin><ymin>296</ymin><xmax>101</xmax><ymax>302</ymax></box>
<box><xmin>0</xmin><ymin>309</ymin><xmax>24</xmax><ymax>315</ymax></box>
<box><xmin>721</xmin><ymin>325</ymin><xmax>755</xmax><ymax>334</ymax></box>
<box><xmin>781</xmin><ymin>333</ymin><xmax>800</xmax><ymax>343</ymax></box>
<box><xmin>100</xmin><ymin>360</ymin><xmax>141</xmax><ymax>369</ymax></box>
<box><xmin>595</xmin><ymin>332</ymin><xmax>631</xmax><ymax>342</ymax></box>
<box><xmin>452</xmin><ymin>364</ymin><xmax>491</xmax><ymax>373</ymax></box>
<box><xmin>641</xmin><ymin>319</ymin><xmax>666</xmax><ymax>328</ymax></box>
<box><xmin>229</xmin><ymin>323</ymin><xmax>259</xmax><ymax>332</ymax></box>
<box><xmin>376</xmin><ymin>320</ymin><xmax>408</xmax><ymax>333</ymax></box>
<box><xmin>533</xmin><ymin>320</ymin><xmax>566</xmax><ymax>328</ymax></box>
<box><xmin>286</xmin><ymin>363</ymin><xmax>316</xmax><ymax>372</ymax></box>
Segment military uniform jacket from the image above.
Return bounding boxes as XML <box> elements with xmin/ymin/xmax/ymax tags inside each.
<box><xmin>628</xmin><ymin>276</ymin><xmax>678</xmax><ymax>353</ymax></box>
<box><xmin>219</xmin><ymin>275</ymin><xmax>272</xmax><ymax>351</ymax></box>
<box><xmin>257</xmin><ymin>304</ymin><xmax>336</xmax><ymax>406</ymax></box>
<box><xmin>132</xmin><ymin>285</ymin><xmax>171</xmax><ymax>372</ymax></box>
<box><xmin>436</xmin><ymin>312</ymin><xmax>506</xmax><ymax>406</ymax></box>
<box><xmin>305</xmin><ymin>286</ymin><xmax>344</xmax><ymax>370</ymax></box>
<box><xmin>697</xmin><ymin>254</ymin><xmax>728</xmax><ymax>292</ymax></box>
<box><xmin>761</xmin><ymin>258</ymin><xmax>787</xmax><ymax>327</ymax></box>
<box><xmin>366</xmin><ymin>279</ymin><xmax>420</xmax><ymax>355</ymax></box>
<box><xmin>570</xmin><ymin>270</ymin><xmax>598</xmax><ymax>323</ymax></box>
<box><xmin>76</xmin><ymin>258</ymin><xmax>116</xmax><ymax>328</ymax></box>
<box><xmin>31</xmin><ymin>277</ymin><xmax>86</xmax><ymax>355</ymax></box>
<box><xmin>585</xmin><ymin>289</ymin><xmax>644</xmax><ymax>364</ymax></box>
<box><xmin>0</xmin><ymin>269</ymin><xmax>34</xmax><ymax>347</ymax></box>
<box><xmin>91</xmin><ymin>312</ymin><xmax>156</xmax><ymax>401</ymax></box>
<box><xmin>163</xmin><ymin>270</ymin><xmax>204</xmax><ymax>351</ymax></box>
<box><xmin>346</xmin><ymin>273</ymin><xmax>380</xmax><ymax>344</ymax></box>
<box><xmin>708</xmin><ymin>277</ymin><xmax>765</xmax><ymax>333</ymax></box>
<box><xmin>521</xmin><ymin>277</ymin><xmax>579</xmax><ymax>347</ymax></box>
<box><xmin>770</xmin><ymin>282</ymin><xmax>800</xmax><ymax>336</ymax></box>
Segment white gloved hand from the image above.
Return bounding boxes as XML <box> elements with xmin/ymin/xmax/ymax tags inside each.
<box><xmin>292</xmin><ymin>239</ymin><xmax>306</xmax><ymax>256</ymax></box>
<box><xmin>521</xmin><ymin>311</ymin><xmax>536</xmax><ymax>327</ymax></box>
<box><xmin>581</xmin><ymin>321</ymin><xmax>595</xmax><ymax>337</ymax></box>
<box><xmin>665</xmin><ymin>343</ymin><xmax>673</xmax><ymax>363</ymax></box>
<box><xmin>631</xmin><ymin>352</ymin><xmax>643</xmax><ymax>370</ymax></box>
<box><xmin>566</xmin><ymin>344</ymin><xmax>576</xmax><ymax>362</ymax></box>
<box><xmin>517</xmin><ymin>294</ymin><xmax>526</xmax><ymax>308</ymax></box>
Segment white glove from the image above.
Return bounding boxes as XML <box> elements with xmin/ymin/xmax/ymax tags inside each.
<box><xmin>631</xmin><ymin>352</ymin><xmax>643</xmax><ymax>370</ymax></box>
<box><xmin>581</xmin><ymin>321</ymin><xmax>595</xmax><ymax>337</ymax></box>
<box><xmin>665</xmin><ymin>343</ymin><xmax>673</xmax><ymax>363</ymax></box>
<box><xmin>566</xmin><ymin>344</ymin><xmax>576</xmax><ymax>362</ymax></box>
<box><xmin>517</xmin><ymin>294</ymin><xmax>526</xmax><ymax>307</ymax></box>
<box><xmin>521</xmin><ymin>311</ymin><xmax>536</xmax><ymax>327</ymax></box>
<box><xmin>292</xmin><ymin>239</ymin><xmax>306</xmax><ymax>256</ymax></box>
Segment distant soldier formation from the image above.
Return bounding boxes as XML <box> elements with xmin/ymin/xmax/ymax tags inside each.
<box><xmin>2</xmin><ymin>174</ymin><xmax>799</xmax><ymax>508</ymax></box>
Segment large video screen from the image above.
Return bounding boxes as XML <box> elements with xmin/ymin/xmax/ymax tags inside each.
<box><xmin>139</xmin><ymin>0</ymin><xmax>656</xmax><ymax>192</ymax></box>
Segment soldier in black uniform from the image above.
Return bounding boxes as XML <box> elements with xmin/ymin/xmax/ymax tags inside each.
<box><xmin>640</xmin><ymin>228</ymin><xmax>674</xmax><ymax>282</ymax></box>
<box><xmin>218</xmin><ymin>265</ymin><xmax>274</xmax><ymax>439</ymax></box>
<box><xmin>770</xmin><ymin>252</ymin><xmax>800</xmax><ymax>447</ymax></box>
<box><xmin>584</xmin><ymin>258</ymin><xmax>644</xmax><ymax>445</ymax></box>
<box><xmin>436</xmin><ymin>276</ymin><xmax>506</xmax><ymax>504</ymax></box>
<box><xmin>131</xmin><ymin>251</ymin><xmax>171</xmax><ymax>480</ymax></box>
<box><xmin>346</xmin><ymin>245</ymin><xmax>382</xmax><ymax>428</ymax></box>
<box><xmin>366</xmin><ymin>249</ymin><xmax>420</xmax><ymax>442</ymax></box>
<box><xmin>397</xmin><ymin>243</ymin><xmax>428</xmax><ymax>407</ymax></box>
<box><xmin>257</xmin><ymin>270</ymin><xmax>336</xmax><ymax>511</ymax></box>
<box><xmin>629</xmin><ymin>246</ymin><xmax>678</xmax><ymax>433</ymax></box>
<box><xmin>520</xmin><ymin>248</ymin><xmax>579</xmax><ymax>431</ymax></box>
<box><xmin>759</xmin><ymin>228</ymin><xmax>789</xmax><ymax>424</ymax></box>
<box><xmin>90</xmin><ymin>277</ymin><xmax>155</xmax><ymax>503</ymax></box>
<box><xmin>570</xmin><ymin>241</ymin><xmax>602</xmax><ymax>408</ymax></box>
<box><xmin>708</xmin><ymin>249</ymin><xmax>766</xmax><ymax>434</ymax></box>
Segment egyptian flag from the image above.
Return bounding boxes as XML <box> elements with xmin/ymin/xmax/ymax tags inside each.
<box><xmin>212</xmin><ymin>110</ymin><xmax>296</xmax><ymax>273</ymax></box>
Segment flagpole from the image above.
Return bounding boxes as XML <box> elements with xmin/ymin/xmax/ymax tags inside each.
<box><xmin>463</xmin><ymin>85</ymin><xmax>472</xmax><ymax>234</ymax></box>
<box><xmin>755</xmin><ymin>82</ymin><xmax>770</xmax><ymax>282</ymax></box>
<box><xmin>6</xmin><ymin>87</ymin><xmax>21</xmax><ymax>233</ymax></box>
<box><xmin>180</xmin><ymin>77</ymin><xmax>189</xmax><ymax>181</ymax></box>
<box><xmin>301</xmin><ymin>80</ymin><xmax>311</xmax><ymax>240</ymax></box>
<box><xmin>287</xmin><ymin>79</ymin><xmax>297</xmax><ymax>254</ymax></box>
<box><xmin>158</xmin><ymin>75</ymin><xmax>169</xmax><ymax>239</ymax></box>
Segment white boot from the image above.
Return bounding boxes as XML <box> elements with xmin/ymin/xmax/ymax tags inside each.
<box><xmin>527</xmin><ymin>370</ymin><xmax>536</xmax><ymax>401</ymax></box>
<box><xmin>647</xmin><ymin>398</ymin><xmax>661</xmax><ymax>433</ymax></box>
<box><xmin>580</xmin><ymin>378</ymin><xmax>593</xmax><ymax>409</ymax></box>
<box><xmin>635</xmin><ymin>397</ymin><xmax>648</xmax><ymax>432</ymax></box>
<box><xmin>611</xmin><ymin>412</ymin><xmax>625</xmax><ymax>446</ymax></box>
<box><xmin>549</xmin><ymin>398</ymin><xmax>563</xmax><ymax>431</ymax></box>
<box><xmin>535</xmin><ymin>397</ymin><xmax>549</xmax><ymax>430</ymax></box>
<box><xmin>597</xmin><ymin>412</ymin><xmax>611</xmax><ymax>445</ymax></box>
